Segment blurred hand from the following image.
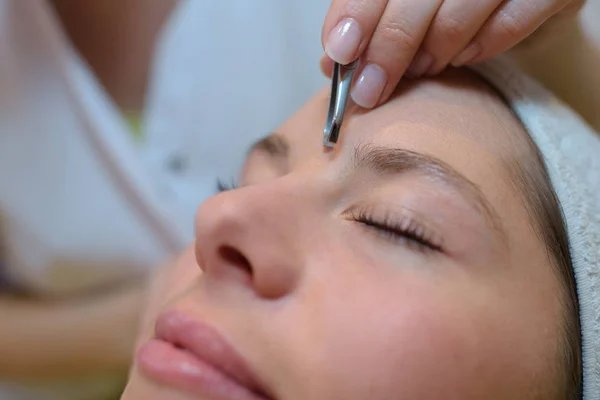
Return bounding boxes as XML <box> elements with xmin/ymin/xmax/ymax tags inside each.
<box><xmin>321</xmin><ymin>0</ymin><xmax>585</xmax><ymax>108</ymax></box>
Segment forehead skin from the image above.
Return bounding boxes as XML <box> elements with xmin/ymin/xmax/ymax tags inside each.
<box><xmin>245</xmin><ymin>69</ymin><xmax>532</xmax><ymax>187</ymax></box>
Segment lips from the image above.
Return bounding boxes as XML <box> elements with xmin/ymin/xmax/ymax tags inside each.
<box><xmin>137</xmin><ymin>311</ymin><xmax>272</xmax><ymax>400</ymax></box>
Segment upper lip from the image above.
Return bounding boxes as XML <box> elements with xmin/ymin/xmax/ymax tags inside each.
<box><xmin>154</xmin><ymin>310</ymin><xmax>271</xmax><ymax>398</ymax></box>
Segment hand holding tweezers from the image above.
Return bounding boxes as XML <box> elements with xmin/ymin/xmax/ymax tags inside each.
<box><xmin>323</xmin><ymin>60</ymin><xmax>359</xmax><ymax>148</ymax></box>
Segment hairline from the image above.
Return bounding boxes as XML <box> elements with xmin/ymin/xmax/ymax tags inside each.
<box><xmin>477</xmin><ymin>76</ymin><xmax>582</xmax><ymax>400</ymax></box>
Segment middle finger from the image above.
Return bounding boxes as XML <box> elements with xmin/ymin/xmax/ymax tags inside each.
<box><xmin>352</xmin><ymin>0</ymin><xmax>443</xmax><ymax>108</ymax></box>
<box><xmin>417</xmin><ymin>0</ymin><xmax>505</xmax><ymax>76</ymax></box>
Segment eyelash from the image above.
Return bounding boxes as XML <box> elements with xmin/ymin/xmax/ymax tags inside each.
<box><xmin>347</xmin><ymin>208</ymin><xmax>443</xmax><ymax>253</ymax></box>
<box><xmin>216</xmin><ymin>178</ymin><xmax>238</xmax><ymax>193</ymax></box>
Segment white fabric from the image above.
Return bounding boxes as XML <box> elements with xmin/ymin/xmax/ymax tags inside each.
<box><xmin>475</xmin><ymin>58</ymin><xmax>600</xmax><ymax>400</ymax></box>
<box><xmin>0</xmin><ymin>0</ymin><xmax>328</xmax><ymax>296</ymax></box>
<box><xmin>0</xmin><ymin>0</ymin><xmax>327</xmax><ymax>398</ymax></box>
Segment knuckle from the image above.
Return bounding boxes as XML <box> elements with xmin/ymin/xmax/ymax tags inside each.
<box><xmin>496</xmin><ymin>10</ymin><xmax>526</xmax><ymax>41</ymax></box>
<box><xmin>377</xmin><ymin>20</ymin><xmax>420</xmax><ymax>51</ymax></box>
<box><xmin>433</xmin><ymin>15</ymin><xmax>470</xmax><ymax>45</ymax></box>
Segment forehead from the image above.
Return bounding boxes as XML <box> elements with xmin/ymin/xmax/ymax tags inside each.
<box><xmin>272</xmin><ymin>69</ymin><xmax>526</xmax><ymax>186</ymax></box>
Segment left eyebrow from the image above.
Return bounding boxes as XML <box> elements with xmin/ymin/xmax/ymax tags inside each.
<box><xmin>351</xmin><ymin>143</ymin><xmax>506</xmax><ymax>240</ymax></box>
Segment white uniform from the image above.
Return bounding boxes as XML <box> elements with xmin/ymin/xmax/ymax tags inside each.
<box><xmin>0</xmin><ymin>0</ymin><xmax>327</xmax><ymax>398</ymax></box>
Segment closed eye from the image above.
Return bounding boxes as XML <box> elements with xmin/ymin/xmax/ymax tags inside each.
<box><xmin>345</xmin><ymin>207</ymin><xmax>443</xmax><ymax>253</ymax></box>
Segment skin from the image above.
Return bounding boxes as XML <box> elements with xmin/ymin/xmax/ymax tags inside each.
<box><xmin>50</xmin><ymin>0</ymin><xmax>178</xmax><ymax>113</ymax></box>
<box><xmin>122</xmin><ymin>69</ymin><xmax>565</xmax><ymax>400</ymax></box>
<box><xmin>0</xmin><ymin>282</ymin><xmax>145</xmax><ymax>381</ymax></box>
<box><xmin>510</xmin><ymin>1</ymin><xmax>600</xmax><ymax>132</ymax></box>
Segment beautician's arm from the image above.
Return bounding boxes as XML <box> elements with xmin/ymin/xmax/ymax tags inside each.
<box><xmin>508</xmin><ymin>2</ymin><xmax>600</xmax><ymax>132</ymax></box>
<box><xmin>0</xmin><ymin>282</ymin><xmax>146</xmax><ymax>381</ymax></box>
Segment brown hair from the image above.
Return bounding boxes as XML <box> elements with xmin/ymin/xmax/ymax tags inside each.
<box><xmin>467</xmin><ymin>67</ymin><xmax>583</xmax><ymax>399</ymax></box>
<box><xmin>508</xmin><ymin>124</ymin><xmax>582</xmax><ymax>400</ymax></box>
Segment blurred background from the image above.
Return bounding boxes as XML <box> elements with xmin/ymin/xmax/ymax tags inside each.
<box><xmin>0</xmin><ymin>0</ymin><xmax>328</xmax><ymax>399</ymax></box>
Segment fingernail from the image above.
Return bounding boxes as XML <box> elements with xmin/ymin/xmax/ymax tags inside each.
<box><xmin>406</xmin><ymin>51</ymin><xmax>434</xmax><ymax>78</ymax></box>
<box><xmin>352</xmin><ymin>64</ymin><xmax>387</xmax><ymax>109</ymax></box>
<box><xmin>451</xmin><ymin>42</ymin><xmax>482</xmax><ymax>67</ymax></box>
<box><xmin>325</xmin><ymin>18</ymin><xmax>361</xmax><ymax>65</ymax></box>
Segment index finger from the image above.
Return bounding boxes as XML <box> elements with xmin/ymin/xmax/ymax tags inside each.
<box><xmin>322</xmin><ymin>0</ymin><xmax>389</xmax><ymax>65</ymax></box>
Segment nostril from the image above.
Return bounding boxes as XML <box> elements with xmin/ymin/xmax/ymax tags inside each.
<box><xmin>217</xmin><ymin>245</ymin><xmax>253</xmax><ymax>276</ymax></box>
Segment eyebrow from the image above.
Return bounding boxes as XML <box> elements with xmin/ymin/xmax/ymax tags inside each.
<box><xmin>247</xmin><ymin>133</ymin><xmax>289</xmax><ymax>159</ymax></box>
<box><xmin>351</xmin><ymin>143</ymin><xmax>506</xmax><ymax>239</ymax></box>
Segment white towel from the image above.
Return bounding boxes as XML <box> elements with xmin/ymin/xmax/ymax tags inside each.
<box><xmin>474</xmin><ymin>58</ymin><xmax>600</xmax><ymax>400</ymax></box>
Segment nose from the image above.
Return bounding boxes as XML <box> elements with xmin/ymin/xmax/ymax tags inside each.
<box><xmin>194</xmin><ymin>184</ymin><xmax>308</xmax><ymax>299</ymax></box>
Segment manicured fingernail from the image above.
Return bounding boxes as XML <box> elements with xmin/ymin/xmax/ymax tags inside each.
<box><xmin>406</xmin><ymin>51</ymin><xmax>434</xmax><ymax>78</ymax></box>
<box><xmin>451</xmin><ymin>42</ymin><xmax>482</xmax><ymax>67</ymax></box>
<box><xmin>325</xmin><ymin>18</ymin><xmax>361</xmax><ymax>65</ymax></box>
<box><xmin>352</xmin><ymin>64</ymin><xmax>387</xmax><ymax>109</ymax></box>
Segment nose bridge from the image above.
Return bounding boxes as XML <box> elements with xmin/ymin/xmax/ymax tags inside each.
<box><xmin>194</xmin><ymin>178</ymin><xmax>312</xmax><ymax>298</ymax></box>
<box><xmin>196</xmin><ymin>178</ymin><xmax>308</xmax><ymax>241</ymax></box>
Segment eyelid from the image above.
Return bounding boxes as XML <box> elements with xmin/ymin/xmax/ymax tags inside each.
<box><xmin>347</xmin><ymin>144</ymin><xmax>506</xmax><ymax>245</ymax></box>
<box><xmin>342</xmin><ymin>204</ymin><xmax>444</xmax><ymax>253</ymax></box>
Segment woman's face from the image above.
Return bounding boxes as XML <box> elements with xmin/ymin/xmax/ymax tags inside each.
<box><xmin>123</xmin><ymin>70</ymin><xmax>563</xmax><ymax>400</ymax></box>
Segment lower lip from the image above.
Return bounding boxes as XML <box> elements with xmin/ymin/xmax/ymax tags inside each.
<box><xmin>137</xmin><ymin>339</ymin><xmax>268</xmax><ymax>400</ymax></box>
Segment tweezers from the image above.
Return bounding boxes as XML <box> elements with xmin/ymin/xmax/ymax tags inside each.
<box><xmin>323</xmin><ymin>60</ymin><xmax>359</xmax><ymax>148</ymax></box>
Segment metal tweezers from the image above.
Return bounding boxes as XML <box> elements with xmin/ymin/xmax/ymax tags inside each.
<box><xmin>323</xmin><ymin>60</ymin><xmax>359</xmax><ymax>148</ymax></box>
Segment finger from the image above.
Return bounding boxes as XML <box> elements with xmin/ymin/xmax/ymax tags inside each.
<box><xmin>322</xmin><ymin>0</ymin><xmax>389</xmax><ymax>65</ymax></box>
<box><xmin>320</xmin><ymin>54</ymin><xmax>335</xmax><ymax>78</ymax></box>
<box><xmin>411</xmin><ymin>0</ymin><xmax>504</xmax><ymax>77</ymax></box>
<box><xmin>451</xmin><ymin>0</ymin><xmax>571</xmax><ymax>67</ymax></box>
<box><xmin>560</xmin><ymin>0</ymin><xmax>586</xmax><ymax>16</ymax></box>
<box><xmin>352</xmin><ymin>0</ymin><xmax>443</xmax><ymax>108</ymax></box>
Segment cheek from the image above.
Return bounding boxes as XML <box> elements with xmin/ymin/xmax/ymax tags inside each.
<box><xmin>319</xmin><ymin>293</ymin><xmax>481</xmax><ymax>398</ymax></box>
<box><xmin>293</xmin><ymin>265</ymin><xmax>540</xmax><ymax>400</ymax></box>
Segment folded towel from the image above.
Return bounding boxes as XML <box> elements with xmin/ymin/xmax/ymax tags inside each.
<box><xmin>474</xmin><ymin>58</ymin><xmax>600</xmax><ymax>400</ymax></box>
